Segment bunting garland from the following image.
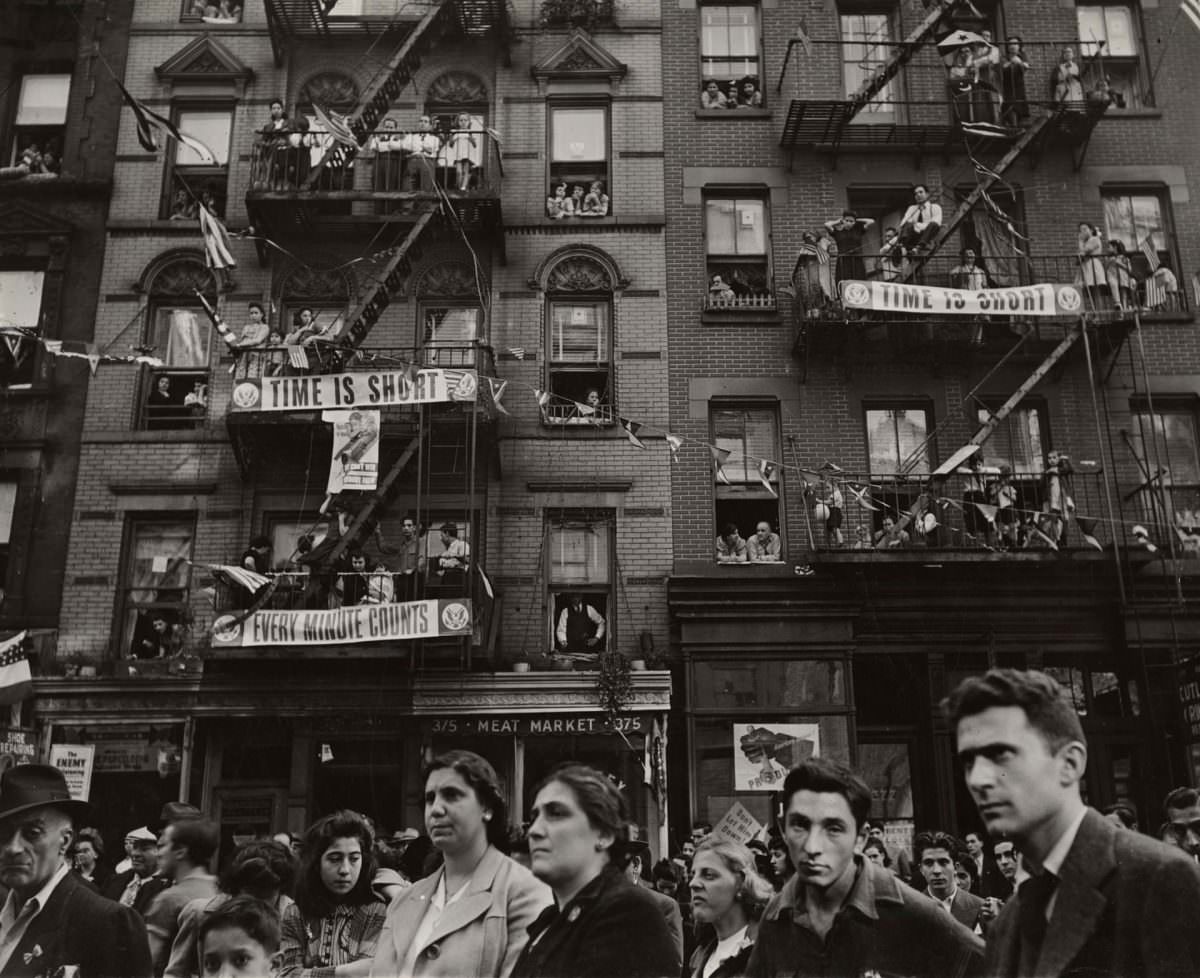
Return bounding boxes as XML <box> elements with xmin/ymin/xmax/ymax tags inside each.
<box><xmin>620</xmin><ymin>417</ymin><xmax>647</xmax><ymax>450</ymax></box>
<box><xmin>0</xmin><ymin>328</ymin><xmax>160</xmax><ymax>373</ymax></box>
<box><xmin>665</xmin><ymin>434</ymin><xmax>682</xmax><ymax>462</ymax></box>
<box><xmin>758</xmin><ymin>459</ymin><xmax>778</xmax><ymax>497</ymax></box>
<box><xmin>711</xmin><ymin>446</ymin><xmax>732</xmax><ymax>485</ymax></box>
<box><xmin>487</xmin><ymin>378</ymin><xmax>510</xmax><ymax>415</ymax></box>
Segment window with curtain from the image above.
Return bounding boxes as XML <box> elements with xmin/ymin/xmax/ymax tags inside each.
<box><xmin>11</xmin><ymin>73</ymin><xmax>70</xmax><ymax>167</ymax></box>
<box><xmin>865</xmin><ymin>406</ymin><xmax>931</xmax><ymax>474</ymax></box>
<box><xmin>1129</xmin><ymin>409</ymin><xmax>1200</xmax><ymax>485</ymax></box>
<box><xmin>1102</xmin><ymin>189</ymin><xmax>1173</xmax><ymax>277</ymax></box>
<box><xmin>705</xmin><ymin>196</ymin><xmax>772</xmax><ymax>308</ymax></box>
<box><xmin>548</xmin><ymin>513</ymin><xmax>612</xmax><ymax>653</ymax></box>
<box><xmin>142</xmin><ymin>306</ymin><xmax>212</xmax><ymax>430</ymax></box>
<box><xmin>976</xmin><ymin>405</ymin><xmax>1046</xmax><ymax>475</ymax></box>
<box><xmin>840</xmin><ymin>11</ymin><xmax>896</xmax><ymax>121</ymax></box>
<box><xmin>162</xmin><ymin>106</ymin><xmax>233</xmax><ymax>219</ymax></box>
<box><xmin>1077</xmin><ymin>4</ymin><xmax>1147</xmax><ymax>109</ymax></box>
<box><xmin>711</xmin><ymin>405</ymin><xmax>781</xmax><ymax>553</ymax></box>
<box><xmin>699</xmin><ymin>5</ymin><xmax>763</xmax><ymax>106</ymax></box>
<box><xmin>0</xmin><ymin>271</ymin><xmax>45</xmax><ymax>386</ymax></box>
<box><xmin>421</xmin><ymin>305</ymin><xmax>480</xmax><ymax>368</ymax></box>
<box><xmin>119</xmin><ymin>518</ymin><xmax>194</xmax><ymax>659</ymax></box>
<box><xmin>549</xmin><ymin>105</ymin><xmax>611</xmax><ymax>214</ymax></box>
<box><xmin>546</xmin><ymin>300</ymin><xmax>613</xmax><ymax>424</ymax></box>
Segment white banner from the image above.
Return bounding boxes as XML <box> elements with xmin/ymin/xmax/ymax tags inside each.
<box><xmin>839</xmin><ymin>280</ymin><xmax>1084</xmax><ymax>317</ymax></box>
<box><xmin>325</xmin><ymin>410</ymin><xmax>379</xmax><ymax>493</ymax></box>
<box><xmin>733</xmin><ymin>723</ymin><xmax>820</xmax><ymax>792</ymax></box>
<box><xmin>231</xmin><ymin>368</ymin><xmax>478</xmax><ymax>412</ymax></box>
<box><xmin>213</xmin><ymin>599</ymin><xmax>472</xmax><ymax>648</ymax></box>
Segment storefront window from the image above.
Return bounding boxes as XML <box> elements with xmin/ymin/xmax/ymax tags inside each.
<box><xmin>524</xmin><ymin>733</ymin><xmax>646</xmax><ymax>832</ymax></box>
<box><xmin>693</xmin><ymin>659</ymin><xmax>845</xmax><ymax>709</ymax></box>
<box><xmin>857</xmin><ymin>742</ymin><xmax>914</xmax><ymax>820</ymax></box>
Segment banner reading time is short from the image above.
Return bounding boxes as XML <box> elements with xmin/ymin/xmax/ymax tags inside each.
<box><xmin>231</xmin><ymin>368</ymin><xmax>478</xmax><ymax>413</ymax></box>
<box><xmin>839</xmin><ymin>280</ymin><xmax>1084</xmax><ymax>318</ymax></box>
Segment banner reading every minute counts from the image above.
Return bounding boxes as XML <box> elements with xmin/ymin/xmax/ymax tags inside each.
<box><xmin>213</xmin><ymin>599</ymin><xmax>473</xmax><ymax>647</ymax></box>
<box><xmin>230</xmin><ymin>368</ymin><xmax>478</xmax><ymax>412</ymax></box>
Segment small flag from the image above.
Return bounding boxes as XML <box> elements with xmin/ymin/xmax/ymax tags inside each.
<box><xmin>974</xmin><ymin>502</ymin><xmax>999</xmax><ymax>524</ymax></box>
<box><xmin>85</xmin><ymin>343</ymin><xmax>101</xmax><ymax>376</ymax></box>
<box><xmin>211</xmin><ymin>563</ymin><xmax>271</xmax><ymax>594</ymax></box>
<box><xmin>1183</xmin><ymin>0</ymin><xmax>1200</xmax><ymax>36</ymax></box>
<box><xmin>1192</xmin><ymin>272</ymin><xmax>1200</xmax><ymax>308</ymax></box>
<box><xmin>0</xmin><ymin>631</ymin><xmax>31</xmax><ymax>706</ymax></box>
<box><xmin>1140</xmin><ymin>235</ymin><xmax>1161</xmax><ymax>273</ymax></box>
<box><xmin>620</xmin><ymin>417</ymin><xmax>647</xmax><ymax>449</ymax></box>
<box><xmin>575</xmin><ymin>401</ymin><xmax>596</xmax><ymax>417</ymax></box>
<box><xmin>795</xmin><ymin>17</ymin><xmax>812</xmax><ymax>56</ymax></box>
<box><xmin>114</xmin><ymin>76</ymin><xmax>216</xmax><ymax>163</ymax></box>
<box><xmin>477</xmin><ymin>563</ymin><xmax>495</xmax><ymax>601</ymax></box>
<box><xmin>287</xmin><ymin>345</ymin><xmax>310</xmax><ymax>370</ymax></box>
<box><xmin>487</xmin><ymin>377</ymin><xmax>509</xmax><ymax>415</ymax></box>
<box><xmin>961</xmin><ymin>121</ymin><xmax>1010</xmax><ymax>139</ymax></box>
<box><xmin>1145</xmin><ymin>271</ymin><xmax>1166</xmax><ymax>309</ymax></box>
<box><xmin>198</xmin><ymin>202</ymin><xmax>236</xmax><ymax>272</ymax></box>
<box><xmin>758</xmin><ymin>459</ymin><xmax>778</xmax><ymax>496</ymax></box>
<box><xmin>1076</xmin><ymin>516</ymin><xmax>1103</xmax><ymax>551</ymax></box>
<box><xmin>43</xmin><ymin>339</ymin><xmax>62</xmax><ymax>355</ymax></box>
<box><xmin>194</xmin><ymin>290</ymin><xmax>238</xmax><ymax>350</ymax></box>
<box><xmin>666</xmin><ymin>434</ymin><xmax>682</xmax><ymax>462</ymax></box>
<box><xmin>1132</xmin><ymin>524</ymin><xmax>1158</xmax><ymax>552</ymax></box>
<box><xmin>534</xmin><ymin>389</ymin><xmax>550</xmax><ymax>409</ymax></box>
<box><xmin>507</xmin><ymin>347</ymin><xmax>526</xmax><ymax>360</ymax></box>
<box><xmin>711</xmin><ymin>446</ymin><xmax>731</xmax><ymax>485</ymax></box>
<box><xmin>845</xmin><ymin>483</ymin><xmax>881</xmax><ymax>512</ymax></box>
<box><xmin>311</xmin><ymin>103</ymin><xmax>360</xmax><ymax>151</ymax></box>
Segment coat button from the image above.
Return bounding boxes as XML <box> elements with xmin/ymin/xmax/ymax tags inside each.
<box><xmin>426</xmin><ymin>945</ymin><xmax>440</xmax><ymax>959</ymax></box>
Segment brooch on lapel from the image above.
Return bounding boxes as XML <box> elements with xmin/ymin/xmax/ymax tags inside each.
<box><xmin>23</xmin><ymin>945</ymin><xmax>42</xmax><ymax>965</ymax></box>
<box><xmin>566</xmin><ymin>906</ymin><xmax>581</xmax><ymax>923</ymax></box>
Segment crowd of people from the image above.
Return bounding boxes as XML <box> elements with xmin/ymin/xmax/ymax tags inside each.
<box><xmin>5</xmin><ymin>668</ymin><xmax>1200</xmax><ymax>976</ymax></box>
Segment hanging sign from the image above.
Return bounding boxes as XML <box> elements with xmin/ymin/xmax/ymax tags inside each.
<box><xmin>230</xmin><ymin>368</ymin><xmax>478</xmax><ymax>412</ymax></box>
<box><xmin>839</xmin><ymin>280</ymin><xmax>1084</xmax><ymax>317</ymax></box>
<box><xmin>423</xmin><ymin>714</ymin><xmax>647</xmax><ymax>737</ymax></box>
<box><xmin>213</xmin><ymin>598</ymin><xmax>472</xmax><ymax>647</ymax></box>
<box><xmin>733</xmin><ymin>723</ymin><xmax>820</xmax><ymax>792</ymax></box>
<box><xmin>324</xmin><ymin>410</ymin><xmax>380</xmax><ymax>492</ymax></box>
<box><xmin>0</xmin><ymin>728</ymin><xmax>36</xmax><ymax>772</ymax></box>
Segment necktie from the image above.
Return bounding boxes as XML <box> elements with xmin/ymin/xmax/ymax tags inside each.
<box><xmin>119</xmin><ymin>874</ymin><xmax>143</xmax><ymax>907</ymax></box>
<box><xmin>1017</xmin><ymin>872</ymin><xmax>1058</xmax><ymax>971</ymax></box>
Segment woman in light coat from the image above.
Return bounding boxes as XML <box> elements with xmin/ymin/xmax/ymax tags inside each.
<box><xmin>370</xmin><ymin>750</ymin><xmax>550</xmax><ymax>977</ymax></box>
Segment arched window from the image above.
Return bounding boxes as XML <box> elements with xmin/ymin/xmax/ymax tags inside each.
<box><xmin>416</xmin><ymin>260</ymin><xmax>484</xmax><ymax>367</ymax></box>
<box><xmin>276</xmin><ymin>263</ymin><xmax>351</xmax><ymax>346</ymax></box>
<box><xmin>297</xmin><ymin>72</ymin><xmax>361</xmax><ymax>193</ymax></box>
<box><xmin>426</xmin><ymin>71</ymin><xmax>491</xmax><ymax>191</ymax></box>
<box><xmin>542</xmin><ymin>252</ymin><xmax>616</xmax><ymax>425</ymax></box>
<box><xmin>138</xmin><ymin>253</ymin><xmax>217</xmax><ymax>430</ymax></box>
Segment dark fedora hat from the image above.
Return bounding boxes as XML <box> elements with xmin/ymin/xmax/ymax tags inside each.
<box><xmin>0</xmin><ymin>764</ymin><xmax>90</xmax><ymax>821</ymax></box>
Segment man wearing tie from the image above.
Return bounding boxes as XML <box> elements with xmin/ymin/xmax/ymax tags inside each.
<box><xmin>948</xmin><ymin>668</ymin><xmax>1200</xmax><ymax>977</ymax></box>
<box><xmin>898</xmin><ymin>184</ymin><xmax>943</xmax><ymax>254</ymax></box>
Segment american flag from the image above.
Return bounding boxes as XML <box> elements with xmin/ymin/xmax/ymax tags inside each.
<box><xmin>0</xmin><ymin>631</ymin><xmax>30</xmax><ymax>706</ymax></box>
<box><xmin>1145</xmin><ymin>271</ymin><xmax>1166</xmax><ymax>309</ymax></box>
<box><xmin>311</xmin><ymin>103</ymin><xmax>360</xmax><ymax>151</ymax></box>
<box><xmin>506</xmin><ymin>347</ymin><xmax>526</xmax><ymax>360</ymax></box>
<box><xmin>1184</xmin><ymin>0</ymin><xmax>1200</xmax><ymax>34</ymax></box>
<box><xmin>212</xmin><ymin>564</ymin><xmax>271</xmax><ymax>594</ymax></box>
<box><xmin>287</xmin><ymin>346</ymin><xmax>310</xmax><ymax>370</ymax></box>
<box><xmin>115</xmin><ymin>77</ymin><xmax>216</xmax><ymax>163</ymax></box>
<box><xmin>1140</xmin><ymin>235</ymin><xmax>1161</xmax><ymax>273</ymax></box>
<box><xmin>198</xmin><ymin>202</ymin><xmax>236</xmax><ymax>271</ymax></box>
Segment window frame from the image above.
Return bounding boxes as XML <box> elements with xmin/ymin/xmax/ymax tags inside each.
<box><xmin>0</xmin><ymin>265</ymin><xmax>47</xmax><ymax>388</ymax></box>
<box><xmin>710</xmin><ymin>402</ymin><xmax>783</xmax><ymax>557</ymax></box>
<box><xmin>8</xmin><ymin>70</ymin><xmax>71</xmax><ymax>167</ymax></box>
<box><xmin>1128</xmin><ymin>399</ymin><xmax>1200</xmax><ymax>488</ymax></box>
<box><xmin>1100</xmin><ymin>185</ymin><xmax>1177</xmax><ymax>280</ymax></box>
<box><xmin>114</xmin><ymin>514</ymin><xmax>196</xmax><ymax>660</ymax></box>
<box><xmin>698</xmin><ymin>4</ymin><xmax>764</xmax><ymax>106</ymax></box>
<box><xmin>863</xmin><ymin>401</ymin><xmax>935</xmax><ymax>477</ymax></box>
<box><xmin>544</xmin><ymin>295</ymin><xmax>615</xmax><ymax>426</ymax></box>
<box><xmin>973</xmin><ymin>399</ymin><xmax>1050</xmax><ymax>478</ymax></box>
<box><xmin>703</xmin><ymin>191</ymin><xmax>774</xmax><ymax>309</ymax></box>
<box><xmin>160</xmin><ymin>101</ymin><xmax>234</xmax><ymax>220</ymax></box>
<box><xmin>547</xmin><ymin>100</ymin><xmax>612</xmax><ymax>217</ymax></box>
<box><xmin>418</xmin><ymin>301</ymin><xmax>482</xmax><ymax>369</ymax></box>
<box><xmin>838</xmin><ymin>7</ymin><xmax>900</xmax><ymax>123</ymax></box>
<box><xmin>139</xmin><ymin>300</ymin><xmax>214</xmax><ymax>431</ymax></box>
<box><xmin>545</xmin><ymin>510</ymin><xmax>614</xmax><ymax>654</ymax></box>
<box><xmin>179</xmin><ymin>0</ymin><xmax>245</xmax><ymax>23</ymax></box>
<box><xmin>1076</xmin><ymin>2</ymin><xmax>1152</xmax><ymax>110</ymax></box>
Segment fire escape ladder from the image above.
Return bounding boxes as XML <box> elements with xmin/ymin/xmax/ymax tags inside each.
<box><xmin>900</xmin><ymin>111</ymin><xmax>1056</xmax><ymax>279</ymax></box>
<box><xmin>325</xmin><ymin>434</ymin><xmax>424</xmax><ymax>565</ymax></box>
<box><xmin>842</xmin><ymin>0</ymin><xmax>970</xmax><ymax>126</ymax></box>
<box><xmin>304</xmin><ymin>0</ymin><xmax>456</xmax><ymax>188</ymax></box>
<box><xmin>336</xmin><ymin>211</ymin><xmax>435</xmax><ymax>351</ymax></box>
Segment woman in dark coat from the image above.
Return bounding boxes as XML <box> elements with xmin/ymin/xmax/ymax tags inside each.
<box><xmin>511</xmin><ymin>763</ymin><xmax>678</xmax><ymax>978</ymax></box>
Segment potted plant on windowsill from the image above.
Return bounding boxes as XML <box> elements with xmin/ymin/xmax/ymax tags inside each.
<box><xmin>538</xmin><ymin>0</ymin><xmax>615</xmax><ymax>30</ymax></box>
<box><xmin>596</xmin><ymin>650</ymin><xmax>633</xmax><ymax>724</ymax></box>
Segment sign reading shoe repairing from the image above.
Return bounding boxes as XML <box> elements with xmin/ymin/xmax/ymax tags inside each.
<box><xmin>839</xmin><ymin>280</ymin><xmax>1083</xmax><ymax>317</ymax></box>
<box><xmin>213</xmin><ymin>599</ymin><xmax>473</xmax><ymax>647</ymax></box>
<box><xmin>231</xmin><ymin>368</ymin><xmax>478</xmax><ymax>412</ymax></box>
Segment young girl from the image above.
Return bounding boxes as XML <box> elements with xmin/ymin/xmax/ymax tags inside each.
<box><xmin>581</xmin><ymin>181</ymin><xmax>609</xmax><ymax>216</ymax></box>
<box><xmin>443</xmin><ymin>112</ymin><xmax>481</xmax><ymax>190</ymax></box>
<box><xmin>700</xmin><ymin>80</ymin><xmax>727</xmax><ymax>109</ymax></box>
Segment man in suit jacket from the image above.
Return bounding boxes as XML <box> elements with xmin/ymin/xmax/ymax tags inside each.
<box><xmin>103</xmin><ymin>826</ymin><xmax>171</xmax><ymax>916</ymax></box>
<box><xmin>915</xmin><ymin>831</ymin><xmax>985</xmax><ymax>932</ymax></box>
<box><xmin>948</xmin><ymin>668</ymin><xmax>1200</xmax><ymax>978</ymax></box>
<box><xmin>624</xmin><ymin>843</ymin><xmax>683</xmax><ymax>969</ymax></box>
<box><xmin>0</xmin><ymin>764</ymin><xmax>151</xmax><ymax>978</ymax></box>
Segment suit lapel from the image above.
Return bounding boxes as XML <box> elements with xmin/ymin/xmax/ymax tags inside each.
<box><xmin>1034</xmin><ymin>810</ymin><xmax>1116</xmax><ymax>978</ymax></box>
<box><xmin>7</xmin><ymin>871</ymin><xmax>77</xmax><ymax>974</ymax></box>
<box><xmin>422</xmin><ymin>847</ymin><xmax>503</xmax><ymax>949</ymax></box>
<box><xmin>388</xmin><ymin>875</ymin><xmax>439</xmax><ymax>958</ymax></box>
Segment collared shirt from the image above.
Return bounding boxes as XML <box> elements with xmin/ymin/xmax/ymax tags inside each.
<box><xmin>399</xmin><ymin>869</ymin><xmax>469</xmax><ymax>976</ymax></box>
<box><xmin>748</xmin><ymin>532</ymin><xmax>781</xmax><ymax>561</ymax></box>
<box><xmin>715</xmin><ymin>535</ymin><xmax>748</xmax><ymax>561</ymax></box>
<box><xmin>1015</xmin><ymin>803</ymin><xmax>1088</xmax><ymax>921</ymax></box>
<box><xmin>703</xmin><ymin>924</ymin><xmax>749</xmax><ymax>978</ymax></box>
<box><xmin>120</xmin><ymin>871</ymin><xmax>150</xmax><ymax>907</ymax></box>
<box><xmin>0</xmin><ymin>861</ymin><xmax>70</xmax><ymax>972</ymax></box>
<box><xmin>935</xmin><ymin>889</ymin><xmax>957</xmax><ymax>915</ymax></box>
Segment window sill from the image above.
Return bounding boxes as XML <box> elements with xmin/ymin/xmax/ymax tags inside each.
<box><xmin>702</xmin><ymin>307</ymin><xmax>781</xmax><ymax>325</ymax></box>
<box><xmin>695</xmin><ymin>109</ymin><xmax>772</xmax><ymax>120</ymax></box>
<box><xmin>1102</xmin><ymin>109</ymin><xmax>1163</xmax><ymax>120</ymax></box>
<box><xmin>515</xmin><ymin>213</ymin><xmax>666</xmax><ymax>229</ymax></box>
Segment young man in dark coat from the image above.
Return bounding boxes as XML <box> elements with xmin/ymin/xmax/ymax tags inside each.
<box><xmin>949</xmin><ymin>668</ymin><xmax>1200</xmax><ymax>978</ymax></box>
<box><xmin>0</xmin><ymin>764</ymin><xmax>152</xmax><ymax>978</ymax></box>
<box><xmin>746</xmin><ymin>758</ymin><xmax>983</xmax><ymax>978</ymax></box>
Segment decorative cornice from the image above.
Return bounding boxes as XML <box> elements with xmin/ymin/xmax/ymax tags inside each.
<box><xmin>413</xmin><ymin>671</ymin><xmax>672</xmax><ymax>715</ymax></box>
<box><xmin>531</xmin><ymin>28</ymin><xmax>627</xmax><ymax>86</ymax></box>
<box><xmin>155</xmin><ymin>35</ymin><xmax>254</xmax><ymax>91</ymax></box>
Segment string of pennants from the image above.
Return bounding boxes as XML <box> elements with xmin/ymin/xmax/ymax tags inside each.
<box><xmin>0</xmin><ymin>327</ymin><xmax>165</xmax><ymax>375</ymax></box>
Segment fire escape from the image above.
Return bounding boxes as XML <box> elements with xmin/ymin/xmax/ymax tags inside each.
<box><xmin>224</xmin><ymin>0</ymin><xmax>508</xmax><ymax>665</ymax></box>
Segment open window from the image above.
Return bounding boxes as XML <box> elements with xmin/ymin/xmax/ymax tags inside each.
<box><xmin>548</xmin><ymin>103</ymin><xmax>610</xmax><ymax>217</ymax></box>
<box><xmin>699</xmin><ymin>5</ymin><xmax>764</xmax><ymax>109</ymax></box>
<box><xmin>117</xmin><ymin>517</ymin><xmax>194</xmax><ymax>659</ymax></box>
<box><xmin>547</xmin><ymin>511</ymin><xmax>612</xmax><ymax>653</ymax></box>
<box><xmin>9</xmin><ymin>73</ymin><xmax>69</xmax><ymax>171</ymax></box>
<box><xmin>1077</xmin><ymin>4</ymin><xmax>1150</xmax><ymax>110</ymax></box>
<box><xmin>546</xmin><ymin>299</ymin><xmax>612</xmax><ymax>424</ymax></box>
<box><xmin>0</xmin><ymin>270</ymin><xmax>45</xmax><ymax>387</ymax></box>
<box><xmin>711</xmin><ymin>404</ymin><xmax>781</xmax><ymax>554</ymax></box>
<box><xmin>180</xmin><ymin>0</ymin><xmax>244</xmax><ymax>22</ymax></box>
<box><xmin>162</xmin><ymin>106</ymin><xmax>233</xmax><ymax>220</ymax></box>
<box><xmin>1102</xmin><ymin>187</ymin><xmax>1177</xmax><ymax>281</ymax></box>
<box><xmin>704</xmin><ymin>194</ymin><xmax>773</xmax><ymax>309</ymax></box>
<box><xmin>839</xmin><ymin>8</ymin><xmax>897</xmax><ymax>123</ymax></box>
<box><xmin>864</xmin><ymin>403</ymin><xmax>932</xmax><ymax>533</ymax></box>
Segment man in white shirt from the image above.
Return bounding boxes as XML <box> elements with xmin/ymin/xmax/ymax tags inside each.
<box><xmin>898</xmin><ymin>185</ymin><xmax>943</xmax><ymax>254</ymax></box>
<box><xmin>435</xmin><ymin>521</ymin><xmax>470</xmax><ymax>579</ymax></box>
<box><xmin>0</xmin><ymin>764</ymin><xmax>151</xmax><ymax>977</ymax></box>
<box><xmin>949</xmin><ymin>668</ymin><xmax>1200</xmax><ymax>977</ymax></box>
<box><xmin>400</xmin><ymin>115</ymin><xmax>442</xmax><ymax>193</ymax></box>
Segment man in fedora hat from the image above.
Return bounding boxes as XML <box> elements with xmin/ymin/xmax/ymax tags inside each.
<box><xmin>0</xmin><ymin>764</ymin><xmax>151</xmax><ymax>977</ymax></box>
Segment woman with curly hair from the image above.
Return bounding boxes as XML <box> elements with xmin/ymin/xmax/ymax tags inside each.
<box><xmin>280</xmin><ymin>811</ymin><xmax>386</xmax><ymax>978</ymax></box>
<box><xmin>164</xmin><ymin>838</ymin><xmax>296</xmax><ymax>978</ymax></box>
<box><xmin>511</xmin><ymin>763</ymin><xmax>677</xmax><ymax>978</ymax></box>
<box><xmin>688</xmin><ymin>838</ymin><xmax>773</xmax><ymax>978</ymax></box>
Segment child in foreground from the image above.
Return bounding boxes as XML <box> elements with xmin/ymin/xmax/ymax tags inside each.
<box><xmin>197</xmin><ymin>896</ymin><xmax>282</xmax><ymax>978</ymax></box>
